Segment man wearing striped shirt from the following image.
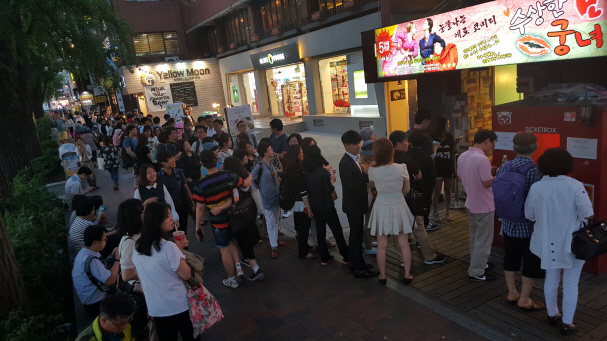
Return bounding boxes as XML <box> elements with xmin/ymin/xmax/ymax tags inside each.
<box><xmin>193</xmin><ymin>150</ymin><xmax>252</xmax><ymax>288</ymax></box>
<box><xmin>496</xmin><ymin>132</ymin><xmax>545</xmax><ymax>310</ymax></box>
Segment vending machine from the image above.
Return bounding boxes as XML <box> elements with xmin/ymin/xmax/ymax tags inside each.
<box><xmin>492</xmin><ymin>100</ymin><xmax>607</xmax><ymax>274</ymax></box>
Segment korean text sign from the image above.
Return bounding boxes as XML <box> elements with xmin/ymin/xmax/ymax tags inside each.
<box><xmin>374</xmin><ymin>0</ymin><xmax>606</xmax><ymax>78</ymax></box>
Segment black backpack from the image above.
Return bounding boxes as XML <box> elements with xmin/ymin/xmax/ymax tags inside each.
<box><xmin>279</xmin><ymin>174</ymin><xmax>296</xmax><ymax>211</ymax></box>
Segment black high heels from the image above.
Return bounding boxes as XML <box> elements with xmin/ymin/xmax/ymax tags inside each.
<box><xmin>560</xmin><ymin>322</ymin><xmax>576</xmax><ymax>336</ymax></box>
<box><xmin>402</xmin><ymin>275</ymin><xmax>414</xmax><ymax>285</ymax></box>
<box><xmin>379</xmin><ymin>278</ymin><xmax>386</xmax><ymax>285</ymax></box>
<box><xmin>548</xmin><ymin>314</ymin><xmax>561</xmax><ymax>326</ymax></box>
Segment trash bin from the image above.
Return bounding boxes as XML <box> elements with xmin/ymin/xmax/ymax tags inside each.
<box><xmin>59</xmin><ymin>143</ymin><xmax>79</xmax><ymax>178</ymax></box>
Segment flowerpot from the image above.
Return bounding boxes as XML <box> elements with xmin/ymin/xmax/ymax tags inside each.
<box><xmin>311</xmin><ymin>12</ymin><xmax>321</xmax><ymax>21</ymax></box>
<box><xmin>251</xmin><ymin>35</ymin><xmax>259</xmax><ymax>42</ymax></box>
<box><xmin>271</xmin><ymin>27</ymin><xmax>282</xmax><ymax>35</ymax></box>
<box><xmin>343</xmin><ymin>1</ymin><xmax>355</xmax><ymax>9</ymax></box>
<box><xmin>229</xmin><ymin>43</ymin><xmax>236</xmax><ymax>49</ymax></box>
<box><xmin>217</xmin><ymin>48</ymin><xmax>224</xmax><ymax>53</ymax></box>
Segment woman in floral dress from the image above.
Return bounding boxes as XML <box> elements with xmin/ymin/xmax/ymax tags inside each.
<box><xmin>100</xmin><ymin>136</ymin><xmax>121</xmax><ymax>190</ymax></box>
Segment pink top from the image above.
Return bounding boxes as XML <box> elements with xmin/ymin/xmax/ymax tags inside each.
<box><xmin>393</xmin><ymin>32</ymin><xmax>419</xmax><ymax>58</ymax></box>
<box><xmin>457</xmin><ymin>147</ymin><xmax>494</xmax><ymax>213</ymax></box>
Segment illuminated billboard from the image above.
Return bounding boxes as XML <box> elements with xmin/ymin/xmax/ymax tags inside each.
<box><xmin>373</xmin><ymin>0</ymin><xmax>606</xmax><ymax>78</ymax></box>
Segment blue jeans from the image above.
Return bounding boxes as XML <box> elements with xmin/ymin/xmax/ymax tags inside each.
<box><xmin>107</xmin><ymin>167</ymin><xmax>119</xmax><ymax>185</ymax></box>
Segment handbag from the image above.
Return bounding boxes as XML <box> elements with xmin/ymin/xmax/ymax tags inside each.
<box><xmin>98</xmin><ymin>157</ymin><xmax>105</xmax><ymax>171</ymax></box>
<box><xmin>185</xmin><ymin>282</ymin><xmax>224</xmax><ymax>338</ymax></box>
<box><xmin>572</xmin><ymin>221</ymin><xmax>607</xmax><ymax>260</ymax></box>
<box><xmin>404</xmin><ymin>190</ymin><xmax>425</xmax><ymax>216</ymax></box>
<box><xmin>228</xmin><ymin>188</ymin><xmax>257</xmax><ymax>233</ymax></box>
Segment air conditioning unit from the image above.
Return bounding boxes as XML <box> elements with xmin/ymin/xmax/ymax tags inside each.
<box><xmin>165</xmin><ymin>56</ymin><xmax>181</xmax><ymax>62</ymax></box>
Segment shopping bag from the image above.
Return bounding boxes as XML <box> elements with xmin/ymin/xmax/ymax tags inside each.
<box><xmin>98</xmin><ymin>157</ymin><xmax>105</xmax><ymax>171</ymax></box>
<box><xmin>185</xmin><ymin>282</ymin><xmax>224</xmax><ymax>338</ymax></box>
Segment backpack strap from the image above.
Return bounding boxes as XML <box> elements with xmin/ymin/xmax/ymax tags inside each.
<box><xmin>84</xmin><ymin>256</ymin><xmax>108</xmax><ymax>293</ymax></box>
<box><xmin>517</xmin><ymin>162</ymin><xmax>537</xmax><ymax>174</ymax></box>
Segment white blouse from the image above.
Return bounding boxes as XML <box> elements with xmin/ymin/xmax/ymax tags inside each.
<box><xmin>525</xmin><ymin>175</ymin><xmax>594</xmax><ymax>269</ymax></box>
<box><xmin>134</xmin><ymin>183</ymin><xmax>180</xmax><ymax>221</ymax></box>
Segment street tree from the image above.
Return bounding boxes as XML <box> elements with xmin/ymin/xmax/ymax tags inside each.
<box><xmin>0</xmin><ymin>0</ymin><xmax>138</xmax><ymax>316</ymax></box>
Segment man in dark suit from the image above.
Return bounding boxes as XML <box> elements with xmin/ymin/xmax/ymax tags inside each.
<box><xmin>339</xmin><ymin>130</ymin><xmax>380</xmax><ymax>278</ymax></box>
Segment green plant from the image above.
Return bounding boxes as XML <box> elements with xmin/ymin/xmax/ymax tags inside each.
<box><xmin>40</xmin><ymin>140</ymin><xmax>59</xmax><ymax>152</ymax></box>
<box><xmin>30</xmin><ymin>154</ymin><xmax>63</xmax><ymax>182</ymax></box>
<box><xmin>36</xmin><ymin>116</ymin><xmax>52</xmax><ymax>142</ymax></box>
<box><xmin>0</xmin><ymin>311</ymin><xmax>72</xmax><ymax>341</ymax></box>
<box><xmin>3</xmin><ymin>172</ymin><xmax>73</xmax><ymax>320</ymax></box>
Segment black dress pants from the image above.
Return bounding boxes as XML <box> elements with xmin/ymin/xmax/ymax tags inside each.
<box><xmin>313</xmin><ymin>207</ymin><xmax>349</xmax><ymax>263</ymax></box>
<box><xmin>294</xmin><ymin>212</ymin><xmax>311</xmax><ymax>258</ymax></box>
<box><xmin>346</xmin><ymin>212</ymin><xmax>366</xmax><ymax>271</ymax></box>
<box><xmin>153</xmin><ymin>310</ymin><xmax>198</xmax><ymax>341</ymax></box>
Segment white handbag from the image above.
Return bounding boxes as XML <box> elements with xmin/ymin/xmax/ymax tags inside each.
<box><xmin>98</xmin><ymin>157</ymin><xmax>105</xmax><ymax>171</ymax></box>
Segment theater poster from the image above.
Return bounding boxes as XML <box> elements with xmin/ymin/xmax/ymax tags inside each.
<box><xmin>374</xmin><ymin>0</ymin><xmax>607</xmax><ymax>78</ymax></box>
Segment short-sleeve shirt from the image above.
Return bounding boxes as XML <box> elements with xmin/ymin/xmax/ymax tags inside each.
<box><xmin>72</xmin><ymin>248</ymin><xmax>110</xmax><ymax>305</ymax></box>
<box><xmin>132</xmin><ymin>239</ymin><xmax>189</xmax><ymax>317</ymax></box>
<box><xmin>457</xmin><ymin>147</ymin><xmax>494</xmax><ymax>213</ymax></box>
<box><xmin>70</xmin><ymin>217</ymin><xmax>94</xmax><ymax>252</ymax></box>
<box><xmin>123</xmin><ymin>136</ymin><xmax>137</xmax><ymax>153</ymax></box>
<box><xmin>56</xmin><ymin>119</ymin><xmax>67</xmax><ymax>132</ymax></box>
<box><xmin>192</xmin><ymin>171</ymin><xmax>244</xmax><ymax>229</ymax></box>
<box><xmin>119</xmin><ymin>235</ymin><xmax>140</xmax><ymax>270</ymax></box>
<box><xmin>393</xmin><ymin>150</ymin><xmax>421</xmax><ymax>181</ymax></box>
<box><xmin>269</xmin><ymin>133</ymin><xmax>289</xmax><ymax>154</ymax></box>
<box><xmin>252</xmin><ymin>161</ymin><xmax>280</xmax><ymax>211</ymax></box>
<box><xmin>65</xmin><ymin>174</ymin><xmax>82</xmax><ymax>202</ymax></box>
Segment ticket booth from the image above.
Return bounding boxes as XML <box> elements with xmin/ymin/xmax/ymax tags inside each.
<box><xmin>491</xmin><ymin>100</ymin><xmax>607</xmax><ymax>274</ymax></box>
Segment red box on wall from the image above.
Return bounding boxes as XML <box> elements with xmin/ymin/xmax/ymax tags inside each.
<box><xmin>491</xmin><ymin>100</ymin><xmax>607</xmax><ymax>274</ymax></box>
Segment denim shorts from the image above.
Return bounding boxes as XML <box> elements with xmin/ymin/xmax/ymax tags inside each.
<box><xmin>211</xmin><ymin>226</ymin><xmax>234</xmax><ymax>248</ymax></box>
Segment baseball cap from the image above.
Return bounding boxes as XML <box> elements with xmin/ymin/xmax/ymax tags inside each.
<box><xmin>360</xmin><ymin>140</ymin><xmax>374</xmax><ymax>156</ymax></box>
<box><xmin>360</xmin><ymin>127</ymin><xmax>375</xmax><ymax>142</ymax></box>
<box><xmin>203</xmin><ymin>141</ymin><xmax>219</xmax><ymax>151</ymax></box>
<box><xmin>200</xmin><ymin>150</ymin><xmax>217</xmax><ymax>164</ymax></box>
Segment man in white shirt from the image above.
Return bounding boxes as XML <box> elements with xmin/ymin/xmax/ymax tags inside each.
<box><xmin>191</xmin><ymin>125</ymin><xmax>208</xmax><ymax>156</ymax></box>
<box><xmin>72</xmin><ymin>225</ymin><xmax>120</xmax><ymax>317</ymax></box>
<box><xmin>65</xmin><ymin>166</ymin><xmax>103</xmax><ymax>209</ymax></box>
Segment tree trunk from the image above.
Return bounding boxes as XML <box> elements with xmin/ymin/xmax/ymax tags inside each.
<box><xmin>0</xmin><ymin>214</ymin><xmax>28</xmax><ymax>317</ymax></box>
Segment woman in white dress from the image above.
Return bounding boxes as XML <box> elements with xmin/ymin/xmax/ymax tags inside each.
<box><xmin>525</xmin><ymin>148</ymin><xmax>593</xmax><ymax>335</ymax></box>
<box><xmin>367</xmin><ymin>138</ymin><xmax>415</xmax><ymax>285</ymax></box>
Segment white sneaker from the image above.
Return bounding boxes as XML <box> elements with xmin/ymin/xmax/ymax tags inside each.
<box><xmin>223</xmin><ymin>277</ymin><xmax>239</xmax><ymax>288</ymax></box>
<box><xmin>282</xmin><ymin>210</ymin><xmax>292</xmax><ymax>218</ymax></box>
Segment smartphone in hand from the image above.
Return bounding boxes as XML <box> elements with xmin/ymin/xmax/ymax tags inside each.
<box><xmin>98</xmin><ymin>205</ymin><xmax>107</xmax><ymax>213</ymax></box>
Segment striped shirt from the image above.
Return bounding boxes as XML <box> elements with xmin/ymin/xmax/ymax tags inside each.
<box><xmin>496</xmin><ymin>156</ymin><xmax>543</xmax><ymax>238</ymax></box>
<box><xmin>69</xmin><ymin>217</ymin><xmax>93</xmax><ymax>252</ymax></box>
<box><xmin>192</xmin><ymin>171</ymin><xmax>244</xmax><ymax>229</ymax></box>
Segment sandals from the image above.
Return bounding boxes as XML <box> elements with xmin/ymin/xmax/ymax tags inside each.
<box><xmin>326</xmin><ymin>239</ymin><xmax>336</xmax><ymax>247</ymax></box>
<box><xmin>517</xmin><ymin>300</ymin><xmax>546</xmax><ymax>311</ymax></box>
<box><xmin>432</xmin><ymin>213</ymin><xmax>442</xmax><ymax>223</ymax></box>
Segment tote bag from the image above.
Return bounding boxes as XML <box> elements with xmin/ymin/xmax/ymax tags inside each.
<box><xmin>185</xmin><ymin>282</ymin><xmax>224</xmax><ymax>338</ymax></box>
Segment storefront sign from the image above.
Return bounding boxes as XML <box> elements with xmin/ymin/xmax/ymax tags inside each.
<box><xmin>170</xmin><ymin>82</ymin><xmax>198</xmax><ymax>107</ymax></box>
<box><xmin>225</xmin><ymin>105</ymin><xmax>254</xmax><ymax>137</ymax></box>
<box><xmin>250</xmin><ymin>44</ymin><xmax>301</xmax><ymax>70</ymax></box>
<box><xmin>115</xmin><ymin>89</ymin><xmax>125</xmax><ymax>113</ymax></box>
<box><xmin>368</xmin><ymin>0</ymin><xmax>607</xmax><ymax>79</ymax></box>
<box><xmin>144</xmin><ymin>85</ymin><xmax>173</xmax><ymax>111</ymax></box>
<box><xmin>94</xmin><ymin>95</ymin><xmax>107</xmax><ymax>103</ymax></box>
<box><xmin>141</xmin><ymin>68</ymin><xmax>211</xmax><ymax>85</ymax></box>
<box><xmin>390</xmin><ymin>89</ymin><xmax>407</xmax><ymax>101</ymax></box>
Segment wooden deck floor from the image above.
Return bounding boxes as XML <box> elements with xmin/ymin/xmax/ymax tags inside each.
<box><xmin>357</xmin><ymin>204</ymin><xmax>607</xmax><ymax>341</ymax></box>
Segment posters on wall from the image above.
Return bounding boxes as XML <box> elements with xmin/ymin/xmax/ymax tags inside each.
<box><xmin>165</xmin><ymin>102</ymin><xmax>186</xmax><ymax>122</ymax></box>
<box><xmin>374</xmin><ymin>0</ymin><xmax>607</xmax><ymax>78</ymax></box>
<box><xmin>225</xmin><ymin>105</ymin><xmax>254</xmax><ymax>137</ymax></box>
<box><xmin>144</xmin><ymin>85</ymin><xmax>173</xmax><ymax>111</ymax></box>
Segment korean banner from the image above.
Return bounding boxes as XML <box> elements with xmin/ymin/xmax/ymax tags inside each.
<box><xmin>374</xmin><ymin>0</ymin><xmax>607</xmax><ymax>78</ymax></box>
<box><xmin>165</xmin><ymin>102</ymin><xmax>186</xmax><ymax>122</ymax></box>
<box><xmin>225</xmin><ymin>105</ymin><xmax>254</xmax><ymax>137</ymax></box>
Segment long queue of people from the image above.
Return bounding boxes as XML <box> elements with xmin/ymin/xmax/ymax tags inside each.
<box><xmin>66</xmin><ymin>109</ymin><xmax>594</xmax><ymax>340</ymax></box>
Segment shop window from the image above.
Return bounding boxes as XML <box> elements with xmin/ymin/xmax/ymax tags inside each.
<box><xmin>133</xmin><ymin>31</ymin><xmax>179</xmax><ymax>56</ymax></box>
<box><xmin>319</xmin><ymin>55</ymin><xmax>350</xmax><ymax>114</ymax></box>
<box><xmin>265</xmin><ymin>63</ymin><xmax>308</xmax><ymax>117</ymax></box>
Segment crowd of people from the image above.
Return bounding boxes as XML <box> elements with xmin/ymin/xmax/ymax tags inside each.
<box><xmin>61</xmin><ymin>107</ymin><xmax>594</xmax><ymax>340</ymax></box>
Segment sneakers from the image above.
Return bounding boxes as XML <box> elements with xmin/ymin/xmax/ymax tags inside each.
<box><xmin>282</xmin><ymin>210</ymin><xmax>292</xmax><ymax>218</ymax></box>
<box><xmin>469</xmin><ymin>273</ymin><xmax>497</xmax><ymax>281</ymax></box>
<box><xmin>424</xmin><ymin>253</ymin><xmax>447</xmax><ymax>265</ymax></box>
<box><xmin>365</xmin><ymin>247</ymin><xmax>378</xmax><ymax>255</ymax></box>
<box><xmin>237</xmin><ymin>270</ymin><xmax>245</xmax><ymax>280</ymax></box>
<box><xmin>271</xmin><ymin>249</ymin><xmax>278</xmax><ymax>259</ymax></box>
<box><xmin>249</xmin><ymin>269</ymin><xmax>265</xmax><ymax>281</ymax></box>
<box><xmin>425</xmin><ymin>224</ymin><xmax>438</xmax><ymax>231</ymax></box>
<box><xmin>223</xmin><ymin>277</ymin><xmax>239</xmax><ymax>288</ymax></box>
<box><xmin>241</xmin><ymin>259</ymin><xmax>251</xmax><ymax>267</ymax></box>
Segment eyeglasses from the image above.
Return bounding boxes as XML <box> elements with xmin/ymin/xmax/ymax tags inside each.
<box><xmin>106</xmin><ymin>316</ymin><xmax>133</xmax><ymax>329</ymax></box>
